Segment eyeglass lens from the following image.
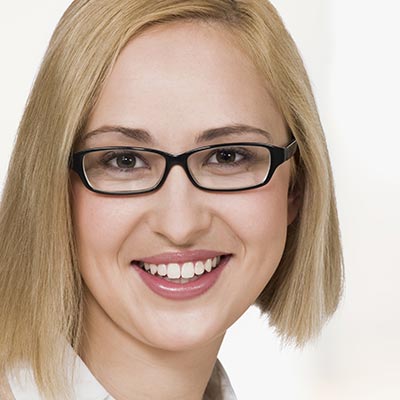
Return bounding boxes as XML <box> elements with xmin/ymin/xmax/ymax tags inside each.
<box><xmin>82</xmin><ymin>145</ymin><xmax>272</xmax><ymax>193</ymax></box>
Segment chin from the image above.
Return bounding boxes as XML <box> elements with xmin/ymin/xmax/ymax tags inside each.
<box><xmin>136</xmin><ymin>315</ymin><xmax>226</xmax><ymax>352</ymax></box>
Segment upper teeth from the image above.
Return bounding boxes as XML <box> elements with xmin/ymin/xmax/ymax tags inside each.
<box><xmin>142</xmin><ymin>256</ymin><xmax>221</xmax><ymax>279</ymax></box>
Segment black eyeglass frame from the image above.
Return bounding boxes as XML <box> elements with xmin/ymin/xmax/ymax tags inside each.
<box><xmin>70</xmin><ymin>139</ymin><xmax>298</xmax><ymax>195</ymax></box>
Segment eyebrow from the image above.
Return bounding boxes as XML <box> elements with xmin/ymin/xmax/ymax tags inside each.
<box><xmin>83</xmin><ymin>123</ymin><xmax>273</xmax><ymax>145</ymax></box>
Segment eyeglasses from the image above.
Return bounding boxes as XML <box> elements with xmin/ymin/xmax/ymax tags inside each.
<box><xmin>71</xmin><ymin>140</ymin><xmax>297</xmax><ymax>195</ymax></box>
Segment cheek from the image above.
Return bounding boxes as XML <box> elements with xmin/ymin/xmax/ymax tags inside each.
<box><xmin>71</xmin><ymin>180</ymin><xmax>137</xmax><ymax>268</ymax></box>
<box><xmin>223</xmin><ymin>180</ymin><xmax>289</xmax><ymax>254</ymax></box>
<box><xmin>216</xmin><ymin>169</ymin><xmax>290</xmax><ymax>300</ymax></box>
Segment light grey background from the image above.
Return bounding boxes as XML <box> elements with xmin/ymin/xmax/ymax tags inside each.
<box><xmin>1</xmin><ymin>1</ymin><xmax>399</xmax><ymax>399</ymax></box>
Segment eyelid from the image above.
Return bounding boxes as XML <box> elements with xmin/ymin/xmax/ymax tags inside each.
<box><xmin>100</xmin><ymin>150</ymin><xmax>149</xmax><ymax>169</ymax></box>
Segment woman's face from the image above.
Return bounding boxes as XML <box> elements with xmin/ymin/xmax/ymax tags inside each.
<box><xmin>72</xmin><ymin>22</ymin><xmax>297</xmax><ymax>351</ymax></box>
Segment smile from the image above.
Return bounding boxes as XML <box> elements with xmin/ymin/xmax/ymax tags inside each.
<box><xmin>138</xmin><ymin>256</ymin><xmax>222</xmax><ymax>282</ymax></box>
<box><xmin>130</xmin><ymin>254</ymin><xmax>231</xmax><ymax>300</ymax></box>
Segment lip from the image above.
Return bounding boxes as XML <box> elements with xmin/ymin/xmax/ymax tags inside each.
<box><xmin>134</xmin><ymin>250</ymin><xmax>229</xmax><ymax>265</ymax></box>
<box><xmin>131</xmin><ymin>254</ymin><xmax>231</xmax><ymax>300</ymax></box>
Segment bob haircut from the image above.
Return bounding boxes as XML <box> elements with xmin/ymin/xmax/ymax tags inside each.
<box><xmin>0</xmin><ymin>0</ymin><xmax>343</xmax><ymax>398</ymax></box>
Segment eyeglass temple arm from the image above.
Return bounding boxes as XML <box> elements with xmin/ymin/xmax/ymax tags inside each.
<box><xmin>284</xmin><ymin>139</ymin><xmax>298</xmax><ymax>160</ymax></box>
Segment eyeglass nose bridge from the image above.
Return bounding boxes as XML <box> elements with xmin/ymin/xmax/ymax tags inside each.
<box><xmin>156</xmin><ymin>151</ymin><xmax>200</xmax><ymax>191</ymax></box>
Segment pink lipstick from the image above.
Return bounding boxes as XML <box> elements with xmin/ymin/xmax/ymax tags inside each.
<box><xmin>131</xmin><ymin>251</ymin><xmax>231</xmax><ymax>300</ymax></box>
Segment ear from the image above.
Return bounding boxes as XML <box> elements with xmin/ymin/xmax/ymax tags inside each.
<box><xmin>287</xmin><ymin>185</ymin><xmax>301</xmax><ymax>225</ymax></box>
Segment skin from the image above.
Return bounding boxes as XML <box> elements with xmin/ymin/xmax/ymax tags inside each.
<box><xmin>71</xmin><ymin>21</ymin><xmax>298</xmax><ymax>400</ymax></box>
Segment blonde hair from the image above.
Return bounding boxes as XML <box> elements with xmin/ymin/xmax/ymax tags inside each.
<box><xmin>0</xmin><ymin>0</ymin><xmax>343</xmax><ymax>398</ymax></box>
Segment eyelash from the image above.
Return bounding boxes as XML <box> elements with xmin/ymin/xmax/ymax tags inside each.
<box><xmin>203</xmin><ymin>148</ymin><xmax>254</xmax><ymax>167</ymax></box>
<box><xmin>100</xmin><ymin>151</ymin><xmax>147</xmax><ymax>170</ymax></box>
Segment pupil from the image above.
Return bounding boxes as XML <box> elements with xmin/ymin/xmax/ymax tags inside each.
<box><xmin>216</xmin><ymin>150</ymin><xmax>235</xmax><ymax>163</ymax></box>
<box><xmin>117</xmin><ymin>155</ymin><xmax>136</xmax><ymax>168</ymax></box>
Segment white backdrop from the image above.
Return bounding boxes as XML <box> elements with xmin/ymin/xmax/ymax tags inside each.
<box><xmin>1</xmin><ymin>1</ymin><xmax>399</xmax><ymax>399</ymax></box>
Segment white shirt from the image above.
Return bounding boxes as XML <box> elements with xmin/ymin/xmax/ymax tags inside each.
<box><xmin>6</xmin><ymin>346</ymin><xmax>237</xmax><ymax>400</ymax></box>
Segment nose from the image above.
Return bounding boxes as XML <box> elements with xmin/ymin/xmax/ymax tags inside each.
<box><xmin>147</xmin><ymin>164</ymin><xmax>212</xmax><ymax>246</ymax></box>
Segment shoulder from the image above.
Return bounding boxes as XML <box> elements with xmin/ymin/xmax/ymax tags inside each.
<box><xmin>0</xmin><ymin>370</ymin><xmax>15</xmax><ymax>400</ymax></box>
<box><xmin>0</xmin><ymin>367</ymin><xmax>43</xmax><ymax>400</ymax></box>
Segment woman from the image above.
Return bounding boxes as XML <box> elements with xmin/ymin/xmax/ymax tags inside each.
<box><xmin>0</xmin><ymin>0</ymin><xmax>343</xmax><ymax>399</ymax></box>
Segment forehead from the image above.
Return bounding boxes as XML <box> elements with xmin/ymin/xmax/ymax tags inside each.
<box><xmin>84</xmin><ymin>21</ymin><xmax>287</xmax><ymax>149</ymax></box>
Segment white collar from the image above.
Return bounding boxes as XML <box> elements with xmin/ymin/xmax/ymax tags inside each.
<box><xmin>7</xmin><ymin>345</ymin><xmax>237</xmax><ymax>400</ymax></box>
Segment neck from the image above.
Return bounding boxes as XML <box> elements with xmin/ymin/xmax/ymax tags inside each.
<box><xmin>78</xmin><ymin>289</ymin><xmax>225</xmax><ymax>400</ymax></box>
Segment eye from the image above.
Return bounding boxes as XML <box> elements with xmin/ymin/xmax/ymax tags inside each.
<box><xmin>103</xmin><ymin>151</ymin><xmax>147</xmax><ymax>169</ymax></box>
<box><xmin>206</xmin><ymin>148</ymin><xmax>247</xmax><ymax>165</ymax></box>
<box><xmin>115</xmin><ymin>153</ymin><xmax>138</xmax><ymax>168</ymax></box>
